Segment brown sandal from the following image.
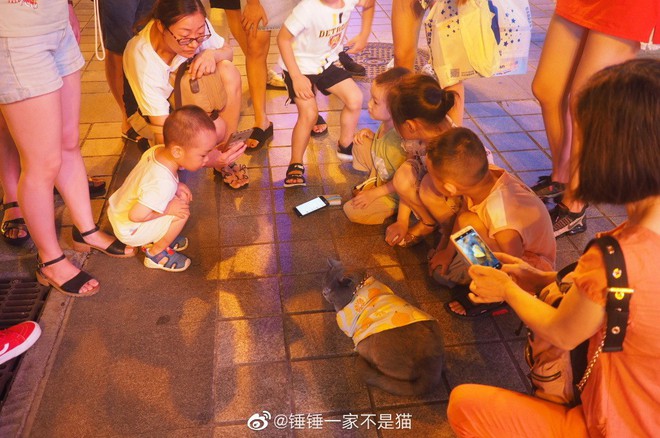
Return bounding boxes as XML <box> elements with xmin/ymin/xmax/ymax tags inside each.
<box><xmin>398</xmin><ymin>220</ymin><xmax>437</xmax><ymax>247</ymax></box>
<box><xmin>217</xmin><ymin>162</ymin><xmax>249</xmax><ymax>189</ymax></box>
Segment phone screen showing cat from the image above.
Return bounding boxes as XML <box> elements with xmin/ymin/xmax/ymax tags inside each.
<box><xmin>452</xmin><ymin>228</ymin><xmax>502</xmax><ymax>269</ymax></box>
<box><xmin>294</xmin><ymin>197</ymin><xmax>328</xmax><ymax>216</ymax></box>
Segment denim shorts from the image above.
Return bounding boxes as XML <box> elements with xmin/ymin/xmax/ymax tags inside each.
<box><xmin>0</xmin><ymin>26</ymin><xmax>84</xmax><ymax>105</ymax></box>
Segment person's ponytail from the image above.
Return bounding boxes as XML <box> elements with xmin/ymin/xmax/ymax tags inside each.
<box><xmin>388</xmin><ymin>74</ymin><xmax>456</xmax><ymax>128</ymax></box>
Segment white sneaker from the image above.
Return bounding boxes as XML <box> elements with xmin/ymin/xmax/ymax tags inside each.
<box><xmin>266</xmin><ymin>69</ymin><xmax>286</xmax><ymax>90</ymax></box>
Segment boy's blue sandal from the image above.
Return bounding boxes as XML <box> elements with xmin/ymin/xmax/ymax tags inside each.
<box><xmin>311</xmin><ymin>115</ymin><xmax>328</xmax><ymax>137</ymax></box>
<box><xmin>284</xmin><ymin>163</ymin><xmax>306</xmax><ymax>188</ymax></box>
<box><xmin>247</xmin><ymin>122</ymin><xmax>273</xmax><ymax>150</ymax></box>
<box><xmin>72</xmin><ymin>226</ymin><xmax>136</xmax><ymax>258</ymax></box>
<box><xmin>144</xmin><ymin>247</ymin><xmax>191</xmax><ymax>272</ymax></box>
<box><xmin>444</xmin><ymin>285</ymin><xmax>507</xmax><ymax>319</ymax></box>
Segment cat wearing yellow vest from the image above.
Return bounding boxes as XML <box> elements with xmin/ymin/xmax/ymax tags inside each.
<box><xmin>322</xmin><ymin>259</ymin><xmax>445</xmax><ymax>395</ymax></box>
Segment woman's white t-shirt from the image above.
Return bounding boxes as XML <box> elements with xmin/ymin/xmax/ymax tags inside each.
<box><xmin>123</xmin><ymin>18</ymin><xmax>224</xmax><ymax>117</ymax></box>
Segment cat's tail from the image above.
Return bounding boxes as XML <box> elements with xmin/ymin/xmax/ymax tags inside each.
<box><xmin>355</xmin><ymin>356</ymin><xmax>444</xmax><ymax>396</ymax></box>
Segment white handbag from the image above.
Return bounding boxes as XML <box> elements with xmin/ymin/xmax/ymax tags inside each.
<box><xmin>425</xmin><ymin>0</ymin><xmax>531</xmax><ymax>88</ymax></box>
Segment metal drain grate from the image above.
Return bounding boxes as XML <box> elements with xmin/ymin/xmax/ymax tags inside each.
<box><xmin>0</xmin><ymin>278</ymin><xmax>50</xmax><ymax>409</ymax></box>
<box><xmin>337</xmin><ymin>42</ymin><xmax>431</xmax><ymax>82</ymax></box>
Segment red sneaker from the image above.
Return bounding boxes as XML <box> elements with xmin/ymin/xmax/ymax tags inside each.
<box><xmin>0</xmin><ymin>321</ymin><xmax>42</xmax><ymax>365</ymax></box>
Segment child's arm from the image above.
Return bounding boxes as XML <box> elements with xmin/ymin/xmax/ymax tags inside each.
<box><xmin>492</xmin><ymin>229</ymin><xmax>524</xmax><ymax>257</ymax></box>
<box><xmin>128</xmin><ymin>196</ymin><xmax>190</xmax><ymax>223</ymax></box>
<box><xmin>385</xmin><ymin>200</ymin><xmax>412</xmax><ymax>246</ymax></box>
<box><xmin>352</xmin><ymin>180</ymin><xmax>394</xmax><ymax>209</ymax></box>
<box><xmin>354</xmin><ymin>128</ymin><xmax>375</xmax><ymax>146</ymax></box>
<box><xmin>346</xmin><ymin>0</ymin><xmax>375</xmax><ymax>53</ymax></box>
<box><xmin>277</xmin><ymin>27</ymin><xmax>314</xmax><ymax>100</ymax></box>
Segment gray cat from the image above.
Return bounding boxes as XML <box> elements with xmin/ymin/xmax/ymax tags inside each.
<box><xmin>322</xmin><ymin>259</ymin><xmax>445</xmax><ymax>396</ymax></box>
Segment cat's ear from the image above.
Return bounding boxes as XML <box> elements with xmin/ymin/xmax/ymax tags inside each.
<box><xmin>327</xmin><ymin>258</ymin><xmax>342</xmax><ymax>269</ymax></box>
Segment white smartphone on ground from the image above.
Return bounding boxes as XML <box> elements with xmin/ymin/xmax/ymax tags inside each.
<box><xmin>450</xmin><ymin>225</ymin><xmax>502</xmax><ymax>269</ymax></box>
<box><xmin>294</xmin><ymin>196</ymin><xmax>330</xmax><ymax>217</ymax></box>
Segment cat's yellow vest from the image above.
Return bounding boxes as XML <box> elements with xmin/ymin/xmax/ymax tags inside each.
<box><xmin>336</xmin><ymin>277</ymin><xmax>436</xmax><ymax>346</ymax></box>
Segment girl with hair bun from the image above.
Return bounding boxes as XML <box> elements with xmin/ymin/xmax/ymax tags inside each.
<box><xmin>385</xmin><ymin>74</ymin><xmax>490</xmax><ymax>248</ymax></box>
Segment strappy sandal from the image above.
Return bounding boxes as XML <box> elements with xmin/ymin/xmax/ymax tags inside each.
<box><xmin>398</xmin><ymin>220</ymin><xmax>437</xmax><ymax>248</ymax></box>
<box><xmin>216</xmin><ymin>162</ymin><xmax>249</xmax><ymax>189</ymax></box>
<box><xmin>144</xmin><ymin>247</ymin><xmax>191</xmax><ymax>272</ymax></box>
<box><xmin>247</xmin><ymin>122</ymin><xmax>273</xmax><ymax>150</ymax></box>
<box><xmin>72</xmin><ymin>226</ymin><xmax>137</xmax><ymax>258</ymax></box>
<box><xmin>1</xmin><ymin>202</ymin><xmax>30</xmax><ymax>246</ymax></box>
<box><xmin>310</xmin><ymin>115</ymin><xmax>328</xmax><ymax>137</ymax></box>
<box><xmin>284</xmin><ymin>163</ymin><xmax>306</xmax><ymax>188</ymax></box>
<box><xmin>36</xmin><ymin>254</ymin><xmax>100</xmax><ymax>297</ymax></box>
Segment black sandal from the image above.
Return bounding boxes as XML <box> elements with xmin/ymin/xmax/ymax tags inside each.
<box><xmin>1</xmin><ymin>202</ymin><xmax>30</xmax><ymax>246</ymax></box>
<box><xmin>310</xmin><ymin>115</ymin><xmax>328</xmax><ymax>137</ymax></box>
<box><xmin>247</xmin><ymin>122</ymin><xmax>273</xmax><ymax>150</ymax></box>
<box><xmin>284</xmin><ymin>163</ymin><xmax>306</xmax><ymax>187</ymax></box>
<box><xmin>72</xmin><ymin>226</ymin><xmax>136</xmax><ymax>258</ymax></box>
<box><xmin>36</xmin><ymin>254</ymin><xmax>100</xmax><ymax>297</ymax></box>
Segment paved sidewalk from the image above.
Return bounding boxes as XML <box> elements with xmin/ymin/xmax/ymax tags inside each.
<box><xmin>0</xmin><ymin>0</ymin><xmax>641</xmax><ymax>436</ymax></box>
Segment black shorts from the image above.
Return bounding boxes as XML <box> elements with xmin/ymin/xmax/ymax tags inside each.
<box><xmin>282</xmin><ymin>64</ymin><xmax>352</xmax><ymax>102</ymax></box>
<box><xmin>210</xmin><ymin>0</ymin><xmax>240</xmax><ymax>9</ymax></box>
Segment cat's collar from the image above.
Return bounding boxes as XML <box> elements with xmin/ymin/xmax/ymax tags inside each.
<box><xmin>352</xmin><ymin>276</ymin><xmax>370</xmax><ymax>296</ymax></box>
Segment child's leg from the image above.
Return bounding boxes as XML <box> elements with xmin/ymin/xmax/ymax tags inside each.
<box><xmin>216</xmin><ymin>60</ymin><xmax>242</xmax><ymax>144</ymax></box>
<box><xmin>286</xmin><ymin>95</ymin><xmax>318</xmax><ymax>184</ymax></box>
<box><xmin>326</xmin><ymin>79</ymin><xmax>363</xmax><ymax>148</ymax></box>
<box><xmin>150</xmin><ymin>215</ymin><xmax>189</xmax><ymax>256</ymax></box>
<box><xmin>392</xmin><ymin>163</ymin><xmax>436</xmax><ymax>237</ymax></box>
<box><xmin>343</xmin><ymin>195</ymin><xmax>396</xmax><ymax>225</ymax></box>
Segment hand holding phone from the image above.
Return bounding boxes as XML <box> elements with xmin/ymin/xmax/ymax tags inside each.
<box><xmin>451</xmin><ymin>226</ymin><xmax>502</xmax><ymax>269</ymax></box>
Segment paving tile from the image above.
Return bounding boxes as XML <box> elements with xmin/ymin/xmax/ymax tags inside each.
<box><xmin>528</xmin><ymin>130</ymin><xmax>550</xmax><ymax>150</ymax></box>
<box><xmin>272</xmin><ymin>186</ymin><xmax>326</xmax><ymax>215</ymax></box>
<box><xmin>419</xmin><ymin>302</ymin><xmax>502</xmax><ymax>347</ymax></box>
<box><xmin>291</xmin><ymin>356</ymin><xmax>371</xmax><ymax>413</ymax></box>
<box><xmin>214</xmin><ymin>362</ymin><xmax>292</xmax><ymax>423</ymax></box>
<box><xmin>281</xmin><ymin>272</ymin><xmax>336</xmax><ymax>314</ymax></box>
<box><xmin>465</xmin><ymin>102</ymin><xmax>507</xmax><ymax>118</ymax></box>
<box><xmin>285</xmin><ymin>312</ymin><xmax>355</xmax><ymax>360</ymax></box>
<box><xmin>87</xmin><ymin>122</ymin><xmax>123</xmax><ymax>139</ymax></box>
<box><xmin>218</xmin><ymin>277</ymin><xmax>282</xmax><ymax>319</ymax></box>
<box><xmin>278</xmin><ymin>240</ymin><xmax>338</xmax><ymax>275</ymax></box>
<box><xmin>219</xmin><ymin>243</ymin><xmax>278</xmax><ymax>279</ymax></box>
<box><xmin>220</xmin><ymin>214</ymin><xmax>275</xmax><ymax>246</ymax></box>
<box><xmin>472</xmin><ymin>116</ymin><xmax>522</xmax><ymax>135</ymax></box>
<box><xmin>486</xmin><ymin>132</ymin><xmax>539</xmax><ymax>152</ymax></box>
<box><xmin>499</xmin><ymin>149</ymin><xmax>551</xmax><ymax>172</ymax></box>
<box><xmin>335</xmin><ymin>235</ymin><xmax>400</xmax><ymax>269</ymax></box>
<box><xmin>275</xmin><ymin>212</ymin><xmax>331</xmax><ymax>242</ymax></box>
<box><xmin>443</xmin><ymin>343</ymin><xmax>527</xmax><ymax>393</ymax></box>
<box><xmin>216</xmin><ymin>316</ymin><xmax>286</xmax><ymax>366</ymax></box>
<box><xmin>214</xmin><ymin>425</ymin><xmax>292</xmax><ymax>437</ymax></box>
<box><xmin>501</xmin><ymin>99</ymin><xmax>541</xmax><ymax>115</ymax></box>
<box><xmin>216</xmin><ymin>189</ymin><xmax>273</xmax><ymax>217</ymax></box>
<box><xmin>514</xmin><ymin>114</ymin><xmax>546</xmax><ymax>131</ymax></box>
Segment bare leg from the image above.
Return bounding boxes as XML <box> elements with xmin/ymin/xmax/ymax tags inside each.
<box><xmin>391</xmin><ymin>163</ymin><xmax>436</xmax><ymax>242</ymax></box>
<box><xmin>104</xmin><ymin>50</ymin><xmax>129</xmax><ymax>133</ymax></box>
<box><xmin>561</xmin><ymin>30</ymin><xmax>639</xmax><ymax>213</ymax></box>
<box><xmin>326</xmin><ymin>79</ymin><xmax>363</xmax><ymax>147</ymax></box>
<box><xmin>151</xmin><ymin>215</ymin><xmax>188</xmax><ymax>255</ymax></box>
<box><xmin>0</xmin><ymin>114</ymin><xmax>25</xmax><ymax>239</ymax></box>
<box><xmin>392</xmin><ymin>0</ymin><xmax>425</xmax><ymax>69</ymax></box>
<box><xmin>287</xmin><ymin>97</ymin><xmax>318</xmax><ymax>184</ymax></box>
<box><xmin>1</xmin><ymin>83</ymin><xmax>97</xmax><ymax>293</ymax></box>
<box><xmin>217</xmin><ymin>60</ymin><xmax>242</xmax><ymax>144</ymax></box>
<box><xmin>245</xmin><ymin>29</ymin><xmax>273</xmax><ymax>136</ymax></box>
<box><xmin>532</xmin><ymin>15</ymin><xmax>586</xmax><ymax>185</ymax></box>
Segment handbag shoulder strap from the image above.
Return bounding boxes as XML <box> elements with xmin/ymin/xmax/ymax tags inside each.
<box><xmin>584</xmin><ymin>235</ymin><xmax>633</xmax><ymax>352</ymax></box>
<box><xmin>172</xmin><ymin>59</ymin><xmax>192</xmax><ymax>109</ymax></box>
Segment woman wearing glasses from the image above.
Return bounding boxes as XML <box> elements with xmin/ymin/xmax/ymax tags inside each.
<box><xmin>123</xmin><ymin>0</ymin><xmax>249</xmax><ymax>188</ymax></box>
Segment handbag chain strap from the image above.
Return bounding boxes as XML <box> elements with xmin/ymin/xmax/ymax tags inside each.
<box><xmin>576</xmin><ymin>234</ymin><xmax>633</xmax><ymax>392</ymax></box>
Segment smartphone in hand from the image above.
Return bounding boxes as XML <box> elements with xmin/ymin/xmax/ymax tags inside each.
<box><xmin>450</xmin><ymin>225</ymin><xmax>502</xmax><ymax>269</ymax></box>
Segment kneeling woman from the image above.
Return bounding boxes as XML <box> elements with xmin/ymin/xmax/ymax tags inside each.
<box><xmin>124</xmin><ymin>0</ymin><xmax>248</xmax><ymax>188</ymax></box>
<box><xmin>448</xmin><ymin>59</ymin><xmax>660</xmax><ymax>437</ymax></box>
